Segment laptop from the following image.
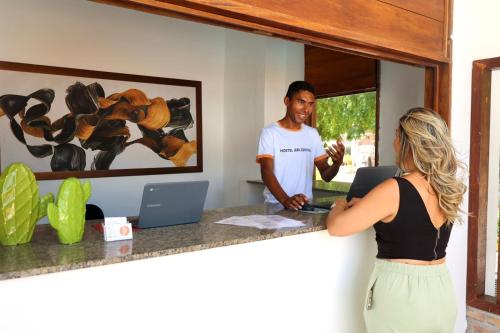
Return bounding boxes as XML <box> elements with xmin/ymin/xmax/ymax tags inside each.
<box><xmin>312</xmin><ymin>165</ymin><xmax>399</xmax><ymax>209</ymax></box>
<box><xmin>134</xmin><ymin>181</ymin><xmax>209</xmax><ymax>229</ymax></box>
<box><xmin>346</xmin><ymin>165</ymin><xmax>400</xmax><ymax>201</ymax></box>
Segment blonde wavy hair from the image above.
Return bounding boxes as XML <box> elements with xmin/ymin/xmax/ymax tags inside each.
<box><xmin>397</xmin><ymin>107</ymin><xmax>467</xmax><ymax>223</ymax></box>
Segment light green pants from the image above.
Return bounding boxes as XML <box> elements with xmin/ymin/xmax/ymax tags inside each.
<box><xmin>363</xmin><ymin>259</ymin><xmax>457</xmax><ymax>333</ymax></box>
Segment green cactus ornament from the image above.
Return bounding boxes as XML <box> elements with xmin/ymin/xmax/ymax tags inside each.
<box><xmin>47</xmin><ymin>177</ymin><xmax>91</xmax><ymax>245</ymax></box>
<box><xmin>0</xmin><ymin>163</ymin><xmax>54</xmax><ymax>246</ymax></box>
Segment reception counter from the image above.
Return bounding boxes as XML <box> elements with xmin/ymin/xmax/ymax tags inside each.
<box><xmin>0</xmin><ymin>204</ymin><xmax>376</xmax><ymax>333</ymax></box>
<box><xmin>0</xmin><ymin>204</ymin><xmax>329</xmax><ymax>281</ymax></box>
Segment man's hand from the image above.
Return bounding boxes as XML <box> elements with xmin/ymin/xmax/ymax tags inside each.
<box><xmin>282</xmin><ymin>194</ymin><xmax>308</xmax><ymax>210</ymax></box>
<box><xmin>261</xmin><ymin>158</ymin><xmax>309</xmax><ymax>210</ymax></box>
<box><xmin>326</xmin><ymin>139</ymin><xmax>345</xmax><ymax>167</ymax></box>
<box><xmin>316</xmin><ymin>139</ymin><xmax>345</xmax><ymax>182</ymax></box>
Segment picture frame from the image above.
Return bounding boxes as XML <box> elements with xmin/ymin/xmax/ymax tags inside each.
<box><xmin>0</xmin><ymin>61</ymin><xmax>202</xmax><ymax>180</ymax></box>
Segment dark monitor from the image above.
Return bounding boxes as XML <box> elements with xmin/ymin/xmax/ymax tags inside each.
<box><xmin>346</xmin><ymin>166</ymin><xmax>400</xmax><ymax>201</ymax></box>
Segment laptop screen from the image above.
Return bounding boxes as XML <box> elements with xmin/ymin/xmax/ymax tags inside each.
<box><xmin>137</xmin><ymin>180</ymin><xmax>209</xmax><ymax>229</ymax></box>
<box><xmin>346</xmin><ymin>166</ymin><xmax>399</xmax><ymax>201</ymax></box>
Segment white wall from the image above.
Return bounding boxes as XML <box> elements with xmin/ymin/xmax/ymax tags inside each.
<box><xmin>449</xmin><ymin>0</ymin><xmax>500</xmax><ymax>330</ymax></box>
<box><xmin>222</xmin><ymin>31</ymin><xmax>304</xmax><ymax>207</ymax></box>
<box><xmin>378</xmin><ymin>61</ymin><xmax>425</xmax><ymax>165</ymax></box>
<box><xmin>0</xmin><ymin>0</ymin><xmax>302</xmax><ymax>215</ymax></box>
<box><xmin>264</xmin><ymin>40</ymin><xmax>304</xmax><ymax>125</ymax></box>
<box><xmin>222</xmin><ymin>30</ymin><xmax>266</xmax><ymax>207</ymax></box>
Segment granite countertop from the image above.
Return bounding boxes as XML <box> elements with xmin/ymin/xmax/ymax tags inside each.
<box><xmin>0</xmin><ymin>204</ymin><xmax>330</xmax><ymax>281</ymax></box>
<box><xmin>247</xmin><ymin>179</ymin><xmax>350</xmax><ymax>194</ymax></box>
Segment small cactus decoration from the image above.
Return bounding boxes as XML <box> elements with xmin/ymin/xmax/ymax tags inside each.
<box><xmin>47</xmin><ymin>177</ymin><xmax>91</xmax><ymax>245</ymax></box>
<box><xmin>0</xmin><ymin>163</ymin><xmax>54</xmax><ymax>246</ymax></box>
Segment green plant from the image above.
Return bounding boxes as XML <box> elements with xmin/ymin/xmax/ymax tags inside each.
<box><xmin>47</xmin><ymin>177</ymin><xmax>91</xmax><ymax>245</ymax></box>
<box><xmin>316</xmin><ymin>92</ymin><xmax>376</xmax><ymax>141</ymax></box>
<box><xmin>0</xmin><ymin>163</ymin><xmax>53</xmax><ymax>246</ymax></box>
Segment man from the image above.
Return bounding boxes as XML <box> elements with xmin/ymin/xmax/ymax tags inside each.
<box><xmin>256</xmin><ymin>81</ymin><xmax>345</xmax><ymax>210</ymax></box>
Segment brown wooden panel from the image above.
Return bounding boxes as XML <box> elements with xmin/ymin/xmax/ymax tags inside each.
<box><xmin>436</xmin><ymin>62</ymin><xmax>451</xmax><ymax>125</ymax></box>
<box><xmin>94</xmin><ymin>0</ymin><xmax>452</xmax><ymax>131</ymax></box>
<box><xmin>424</xmin><ymin>67</ymin><xmax>436</xmax><ymax>109</ymax></box>
<box><xmin>467</xmin><ymin>57</ymin><xmax>500</xmax><ymax>316</ymax></box>
<box><xmin>305</xmin><ymin>46</ymin><xmax>377</xmax><ymax>97</ymax></box>
<box><xmin>423</xmin><ymin>63</ymin><xmax>451</xmax><ymax>126</ymax></box>
<box><xmin>179</xmin><ymin>0</ymin><xmax>445</xmax><ymax>61</ymax></box>
<box><xmin>377</xmin><ymin>0</ymin><xmax>444</xmax><ymax>21</ymax></box>
<box><xmin>468</xmin><ymin>297</ymin><xmax>500</xmax><ymax>314</ymax></box>
<box><xmin>468</xmin><ymin>62</ymin><xmax>489</xmax><ymax>300</ymax></box>
<box><xmin>94</xmin><ymin>0</ymin><xmax>448</xmax><ymax>63</ymax></box>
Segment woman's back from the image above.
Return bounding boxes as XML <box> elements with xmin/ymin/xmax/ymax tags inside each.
<box><xmin>403</xmin><ymin>173</ymin><xmax>446</xmax><ymax>229</ymax></box>
<box><xmin>374</xmin><ymin>176</ymin><xmax>452</xmax><ymax>261</ymax></box>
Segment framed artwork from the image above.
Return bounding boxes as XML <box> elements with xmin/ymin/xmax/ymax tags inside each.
<box><xmin>0</xmin><ymin>61</ymin><xmax>202</xmax><ymax>180</ymax></box>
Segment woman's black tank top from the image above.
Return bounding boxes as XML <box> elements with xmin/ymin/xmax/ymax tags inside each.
<box><xmin>374</xmin><ymin>177</ymin><xmax>452</xmax><ymax>261</ymax></box>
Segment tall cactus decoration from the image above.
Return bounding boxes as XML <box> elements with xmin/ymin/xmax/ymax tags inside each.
<box><xmin>0</xmin><ymin>163</ymin><xmax>54</xmax><ymax>246</ymax></box>
<box><xmin>47</xmin><ymin>177</ymin><xmax>91</xmax><ymax>245</ymax></box>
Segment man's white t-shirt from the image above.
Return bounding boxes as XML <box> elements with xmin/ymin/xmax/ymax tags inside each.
<box><xmin>256</xmin><ymin>122</ymin><xmax>328</xmax><ymax>203</ymax></box>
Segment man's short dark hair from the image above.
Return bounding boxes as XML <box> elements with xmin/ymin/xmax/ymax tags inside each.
<box><xmin>285</xmin><ymin>81</ymin><xmax>316</xmax><ymax>99</ymax></box>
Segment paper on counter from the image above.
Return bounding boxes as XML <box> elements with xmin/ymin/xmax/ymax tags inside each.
<box><xmin>214</xmin><ymin>215</ymin><xmax>305</xmax><ymax>230</ymax></box>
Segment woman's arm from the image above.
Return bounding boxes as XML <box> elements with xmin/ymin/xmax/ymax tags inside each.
<box><xmin>326</xmin><ymin>178</ymin><xmax>399</xmax><ymax>236</ymax></box>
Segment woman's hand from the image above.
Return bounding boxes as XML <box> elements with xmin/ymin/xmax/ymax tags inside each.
<box><xmin>347</xmin><ymin>197</ymin><xmax>361</xmax><ymax>208</ymax></box>
<box><xmin>331</xmin><ymin>198</ymin><xmax>347</xmax><ymax>211</ymax></box>
<box><xmin>326</xmin><ymin>179</ymin><xmax>399</xmax><ymax>237</ymax></box>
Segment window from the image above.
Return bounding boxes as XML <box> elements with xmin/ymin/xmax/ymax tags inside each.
<box><xmin>315</xmin><ymin>92</ymin><xmax>377</xmax><ymax>182</ymax></box>
<box><xmin>304</xmin><ymin>45</ymin><xmax>378</xmax><ymax>186</ymax></box>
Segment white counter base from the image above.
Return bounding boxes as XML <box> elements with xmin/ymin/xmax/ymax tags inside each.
<box><xmin>0</xmin><ymin>230</ymin><xmax>377</xmax><ymax>333</ymax></box>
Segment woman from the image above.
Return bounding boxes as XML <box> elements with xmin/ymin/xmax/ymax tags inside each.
<box><xmin>326</xmin><ymin>107</ymin><xmax>466</xmax><ymax>333</ymax></box>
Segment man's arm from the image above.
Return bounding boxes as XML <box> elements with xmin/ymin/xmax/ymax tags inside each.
<box><xmin>315</xmin><ymin>141</ymin><xmax>345</xmax><ymax>182</ymax></box>
<box><xmin>259</xmin><ymin>158</ymin><xmax>306</xmax><ymax>210</ymax></box>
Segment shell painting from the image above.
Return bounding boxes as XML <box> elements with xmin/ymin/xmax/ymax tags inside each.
<box><xmin>0</xmin><ymin>81</ymin><xmax>197</xmax><ymax>172</ymax></box>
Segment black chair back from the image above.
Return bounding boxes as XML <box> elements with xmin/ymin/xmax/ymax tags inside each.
<box><xmin>85</xmin><ymin>204</ymin><xmax>104</xmax><ymax>221</ymax></box>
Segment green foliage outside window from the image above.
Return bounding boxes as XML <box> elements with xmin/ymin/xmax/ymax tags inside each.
<box><xmin>316</xmin><ymin>92</ymin><xmax>376</xmax><ymax>141</ymax></box>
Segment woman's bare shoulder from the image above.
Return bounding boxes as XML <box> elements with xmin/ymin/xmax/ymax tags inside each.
<box><xmin>371</xmin><ymin>177</ymin><xmax>399</xmax><ymax>195</ymax></box>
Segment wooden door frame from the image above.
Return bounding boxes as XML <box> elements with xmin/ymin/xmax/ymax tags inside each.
<box><xmin>467</xmin><ymin>57</ymin><xmax>500</xmax><ymax>315</ymax></box>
